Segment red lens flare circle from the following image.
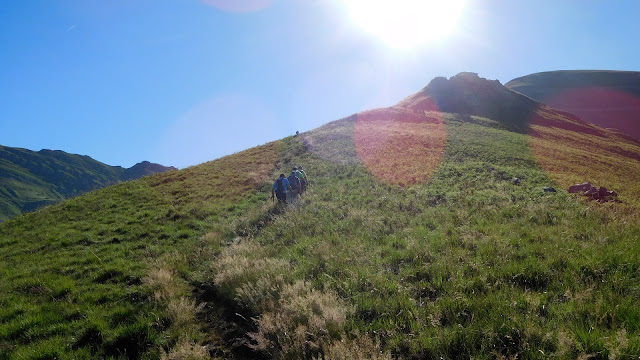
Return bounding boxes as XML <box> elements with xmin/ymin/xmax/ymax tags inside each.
<box><xmin>354</xmin><ymin>102</ymin><xmax>446</xmax><ymax>187</ymax></box>
<box><xmin>527</xmin><ymin>105</ymin><xmax>640</xmax><ymax>204</ymax></box>
<box><xmin>544</xmin><ymin>87</ymin><xmax>640</xmax><ymax>140</ymax></box>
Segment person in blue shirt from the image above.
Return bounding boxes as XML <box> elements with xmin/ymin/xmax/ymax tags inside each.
<box><xmin>272</xmin><ymin>173</ymin><xmax>290</xmax><ymax>204</ymax></box>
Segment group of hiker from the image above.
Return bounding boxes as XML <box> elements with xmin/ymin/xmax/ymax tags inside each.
<box><xmin>271</xmin><ymin>166</ymin><xmax>308</xmax><ymax>204</ymax></box>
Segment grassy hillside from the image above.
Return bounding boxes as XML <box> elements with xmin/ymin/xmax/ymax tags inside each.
<box><xmin>1</xmin><ymin>74</ymin><xmax>640</xmax><ymax>359</ymax></box>
<box><xmin>0</xmin><ymin>146</ymin><xmax>176</xmax><ymax>222</ymax></box>
<box><xmin>505</xmin><ymin>70</ymin><xmax>640</xmax><ymax>139</ymax></box>
<box><xmin>0</xmin><ymin>142</ymin><xmax>280</xmax><ymax>359</ymax></box>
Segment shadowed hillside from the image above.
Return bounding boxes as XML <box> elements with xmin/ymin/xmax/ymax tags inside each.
<box><xmin>1</xmin><ymin>74</ymin><xmax>640</xmax><ymax>359</ymax></box>
<box><xmin>0</xmin><ymin>145</ymin><xmax>176</xmax><ymax>221</ymax></box>
<box><xmin>506</xmin><ymin>70</ymin><xmax>640</xmax><ymax>139</ymax></box>
<box><xmin>399</xmin><ymin>72</ymin><xmax>539</xmax><ymax>132</ymax></box>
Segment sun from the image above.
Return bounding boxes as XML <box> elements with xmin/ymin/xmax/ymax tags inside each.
<box><xmin>344</xmin><ymin>0</ymin><xmax>465</xmax><ymax>50</ymax></box>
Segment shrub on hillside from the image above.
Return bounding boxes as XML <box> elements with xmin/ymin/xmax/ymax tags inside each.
<box><xmin>321</xmin><ymin>334</ymin><xmax>392</xmax><ymax>360</ymax></box>
<box><xmin>160</xmin><ymin>339</ymin><xmax>208</xmax><ymax>360</ymax></box>
<box><xmin>249</xmin><ymin>281</ymin><xmax>351</xmax><ymax>359</ymax></box>
<box><xmin>212</xmin><ymin>241</ymin><xmax>290</xmax><ymax>300</ymax></box>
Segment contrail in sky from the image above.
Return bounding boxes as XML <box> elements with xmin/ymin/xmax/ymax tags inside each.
<box><xmin>66</xmin><ymin>24</ymin><xmax>77</xmax><ymax>32</ymax></box>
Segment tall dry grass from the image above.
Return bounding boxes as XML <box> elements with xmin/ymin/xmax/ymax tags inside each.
<box><xmin>249</xmin><ymin>281</ymin><xmax>351</xmax><ymax>359</ymax></box>
<box><xmin>208</xmin><ymin>237</ymin><xmax>387</xmax><ymax>359</ymax></box>
<box><xmin>159</xmin><ymin>339</ymin><xmax>209</xmax><ymax>360</ymax></box>
<box><xmin>144</xmin><ymin>256</ymin><xmax>207</xmax><ymax>357</ymax></box>
<box><xmin>321</xmin><ymin>334</ymin><xmax>393</xmax><ymax>360</ymax></box>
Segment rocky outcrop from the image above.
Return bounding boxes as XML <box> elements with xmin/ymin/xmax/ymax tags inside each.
<box><xmin>568</xmin><ymin>182</ymin><xmax>619</xmax><ymax>203</ymax></box>
<box><xmin>397</xmin><ymin>72</ymin><xmax>541</xmax><ymax>133</ymax></box>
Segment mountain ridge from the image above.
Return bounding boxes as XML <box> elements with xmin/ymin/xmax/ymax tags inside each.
<box><xmin>0</xmin><ymin>145</ymin><xmax>176</xmax><ymax>221</ymax></box>
<box><xmin>398</xmin><ymin>72</ymin><xmax>603</xmax><ymax>136</ymax></box>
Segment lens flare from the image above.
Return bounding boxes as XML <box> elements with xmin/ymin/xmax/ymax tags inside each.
<box><xmin>528</xmin><ymin>107</ymin><xmax>640</xmax><ymax>204</ymax></box>
<box><xmin>354</xmin><ymin>105</ymin><xmax>445</xmax><ymax>186</ymax></box>
<box><xmin>344</xmin><ymin>0</ymin><xmax>465</xmax><ymax>49</ymax></box>
<box><xmin>543</xmin><ymin>87</ymin><xmax>640</xmax><ymax>140</ymax></box>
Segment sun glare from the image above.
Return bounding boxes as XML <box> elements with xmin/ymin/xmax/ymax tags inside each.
<box><xmin>344</xmin><ymin>0</ymin><xmax>465</xmax><ymax>50</ymax></box>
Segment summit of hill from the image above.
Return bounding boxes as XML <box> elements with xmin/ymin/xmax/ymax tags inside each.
<box><xmin>402</xmin><ymin>72</ymin><xmax>538</xmax><ymax>122</ymax></box>
<box><xmin>1</xmin><ymin>72</ymin><xmax>640</xmax><ymax>359</ymax></box>
<box><xmin>121</xmin><ymin>160</ymin><xmax>178</xmax><ymax>181</ymax></box>
<box><xmin>396</xmin><ymin>72</ymin><xmax>592</xmax><ymax>134</ymax></box>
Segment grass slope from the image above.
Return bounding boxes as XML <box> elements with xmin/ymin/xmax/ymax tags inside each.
<box><xmin>505</xmin><ymin>70</ymin><xmax>640</xmax><ymax>140</ymax></box>
<box><xmin>0</xmin><ymin>142</ymin><xmax>280</xmax><ymax>359</ymax></box>
<box><xmin>0</xmin><ymin>146</ymin><xmax>175</xmax><ymax>222</ymax></box>
<box><xmin>530</xmin><ymin>107</ymin><xmax>640</xmax><ymax>205</ymax></box>
<box><xmin>204</xmin><ymin>112</ymin><xmax>639</xmax><ymax>359</ymax></box>
<box><xmin>0</xmin><ymin>158</ymin><xmax>64</xmax><ymax>220</ymax></box>
<box><xmin>1</xmin><ymin>91</ymin><xmax>640</xmax><ymax>359</ymax></box>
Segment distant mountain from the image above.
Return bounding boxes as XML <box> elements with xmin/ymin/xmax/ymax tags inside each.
<box><xmin>505</xmin><ymin>70</ymin><xmax>640</xmax><ymax>139</ymax></box>
<box><xmin>121</xmin><ymin>160</ymin><xmax>177</xmax><ymax>181</ymax></box>
<box><xmin>0</xmin><ymin>145</ymin><xmax>176</xmax><ymax>221</ymax></box>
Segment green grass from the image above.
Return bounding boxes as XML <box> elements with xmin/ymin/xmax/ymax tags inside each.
<box><xmin>1</xmin><ymin>111</ymin><xmax>639</xmax><ymax>359</ymax></box>
<box><xmin>194</xmin><ymin>113</ymin><xmax>640</xmax><ymax>359</ymax></box>
<box><xmin>0</xmin><ymin>142</ymin><xmax>280</xmax><ymax>359</ymax></box>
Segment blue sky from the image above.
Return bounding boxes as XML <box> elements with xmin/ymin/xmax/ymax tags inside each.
<box><xmin>1</xmin><ymin>0</ymin><xmax>638</xmax><ymax>168</ymax></box>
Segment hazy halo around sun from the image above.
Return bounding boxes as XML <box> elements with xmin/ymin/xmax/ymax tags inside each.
<box><xmin>344</xmin><ymin>0</ymin><xmax>465</xmax><ymax>50</ymax></box>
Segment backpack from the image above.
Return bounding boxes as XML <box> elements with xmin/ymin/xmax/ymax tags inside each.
<box><xmin>276</xmin><ymin>178</ymin><xmax>285</xmax><ymax>193</ymax></box>
<box><xmin>288</xmin><ymin>175</ymin><xmax>299</xmax><ymax>190</ymax></box>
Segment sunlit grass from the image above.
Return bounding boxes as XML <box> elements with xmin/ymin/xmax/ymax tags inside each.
<box><xmin>194</xmin><ymin>113</ymin><xmax>640</xmax><ymax>359</ymax></box>
<box><xmin>530</xmin><ymin>107</ymin><xmax>640</xmax><ymax>206</ymax></box>
<box><xmin>2</xmin><ymin>108</ymin><xmax>640</xmax><ymax>359</ymax></box>
<box><xmin>354</xmin><ymin>107</ymin><xmax>446</xmax><ymax>186</ymax></box>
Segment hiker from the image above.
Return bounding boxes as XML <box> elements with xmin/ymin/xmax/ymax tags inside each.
<box><xmin>287</xmin><ymin>167</ymin><xmax>301</xmax><ymax>204</ymax></box>
<box><xmin>272</xmin><ymin>174</ymin><xmax>290</xmax><ymax>204</ymax></box>
<box><xmin>298</xmin><ymin>165</ymin><xmax>308</xmax><ymax>193</ymax></box>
